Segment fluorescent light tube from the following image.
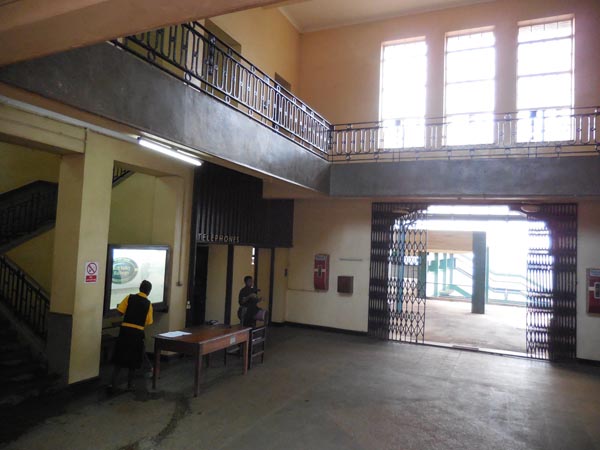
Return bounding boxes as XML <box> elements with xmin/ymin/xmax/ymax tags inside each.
<box><xmin>138</xmin><ymin>137</ymin><xmax>202</xmax><ymax>166</ymax></box>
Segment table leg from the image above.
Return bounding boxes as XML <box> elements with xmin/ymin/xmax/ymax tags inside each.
<box><xmin>194</xmin><ymin>347</ymin><xmax>203</xmax><ymax>397</ymax></box>
<box><xmin>153</xmin><ymin>341</ymin><xmax>160</xmax><ymax>390</ymax></box>
<box><xmin>242</xmin><ymin>339</ymin><xmax>248</xmax><ymax>375</ymax></box>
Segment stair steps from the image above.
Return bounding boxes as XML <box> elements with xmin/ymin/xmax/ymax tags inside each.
<box><xmin>0</xmin><ymin>320</ymin><xmax>57</xmax><ymax>406</ymax></box>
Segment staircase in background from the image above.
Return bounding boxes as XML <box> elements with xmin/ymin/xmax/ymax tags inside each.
<box><xmin>0</xmin><ymin>315</ymin><xmax>57</xmax><ymax>406</ymax></box>
<box><xmin>0</xmin><ymin>167</ymin><xmax>132</xmax><ymax>405</ymax></box>
<box><xmin>0</xmin><ymin>181</ymin><xmax>58</xmax><ymax>254</ymax></box>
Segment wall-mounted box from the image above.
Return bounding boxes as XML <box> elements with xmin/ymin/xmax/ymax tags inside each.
<box><xmin>337</xmin><ymin>276</ymin><xmax>353</xmax><ymax>294</ymax></box>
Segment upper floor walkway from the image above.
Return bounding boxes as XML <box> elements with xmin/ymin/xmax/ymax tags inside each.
<box><xmin>1</xmin><ymin>21</ymin><xmax>599</xmax><ymax>198</ymax></box>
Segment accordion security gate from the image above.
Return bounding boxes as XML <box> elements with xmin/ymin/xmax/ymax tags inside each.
<box><xmin>370</xmin><ymin>202</ymin><xmax>577</xmax><ymax>360</ymax></box>
<box><xmin>369</xmin><ymin>204</ymin><xmax>428</xmax><ymax>342</ymax></box>
<box><xmin>526</xmin><ymin>204</ymin><xmax>577</xmax><ymax>361</ymax></box>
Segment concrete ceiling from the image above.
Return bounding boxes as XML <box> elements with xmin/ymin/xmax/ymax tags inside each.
<box><xmin>278</xmin><ymin>0</ymin><xmax>495</xmax><ymax>32</ymax></box>
<box><xmin>0</xmin><ymin>0</ymin><xmax>282</xmax><ymax>66</ymax></box>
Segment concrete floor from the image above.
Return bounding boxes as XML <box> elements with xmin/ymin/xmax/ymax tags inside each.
<box><xmin>425</xmin><ymin>299</ymin><xmax>527</xmax><ymax>354</ymax></box>
<box><xmin>2</xmin><ymin>326</ymin><xmax>600</xmax><ymax>450</ymax></box>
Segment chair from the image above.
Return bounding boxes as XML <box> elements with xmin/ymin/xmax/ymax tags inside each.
<box><xmin>224</xmin><ymin>307</ymin><xmax>267</xmax><ymax>369</ymax></box>
<box><xmin>248</xmin><ymin>324</ymin><xmax>267</xmax><ymax>369</ymax></box>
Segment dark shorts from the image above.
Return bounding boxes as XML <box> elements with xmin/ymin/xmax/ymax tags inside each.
<box><xmin>113</xmin><ymin>326</ymin><xmax>145</xmax><ymax>369</ymax></box>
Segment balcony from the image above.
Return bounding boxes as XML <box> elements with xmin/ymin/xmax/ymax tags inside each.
<box><xmin>330</xmin><ymin>109</ymin><xmax>599</xmax><ymax>162</ymax></box>
<box><xmin>1</xmin><ymin>20</ymin><xmax>599</xmax><ymax>198</ymax></box>
<box><xmin>112</xmin><ymin>21</ymin><xmax>599</xmax><ymax>165</ymax></box>
<box><xmin>112</xmin><ymin>22</ymin><xmax>331</xmax><ymax>159</ymax></box>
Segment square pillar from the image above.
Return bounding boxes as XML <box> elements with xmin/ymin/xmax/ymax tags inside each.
<box><xmin>49</xmin><ymin>139</ymin><xmax>113</xmax><ymax>384</ymax></box>
<box><xmin>472</xmin><ymin>232</ymin><xmax>487</xmax><ymax>315</ymax></box>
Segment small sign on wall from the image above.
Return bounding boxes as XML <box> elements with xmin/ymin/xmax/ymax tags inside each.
<box><xmin>314</xmin><ymin>254</ymin><xmax>329</xmax><ymax>291</ymax></box>
<box><xmin>85</xmin><ymin>261</ymin><xmax>98</xmax><ymax>284</ymax></box>
<box><xmin>587</xmin><ymin>268</ymin><xmax>600</xmax><ymax>314</ymax></box>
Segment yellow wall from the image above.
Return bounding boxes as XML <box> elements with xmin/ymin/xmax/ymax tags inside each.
<box><xmin>0</xmin><ymin>141</ymin><xmax>60</xmax><ymax>292</ymax></box>
<box><xmin>298</xmin><ymin>0</ymin><xmax>600</xmax><ymax>123</ymax></box>
<box><xmin>204</xmin><ymin>245</ymin><xmax>258</xmax><ymax>324</ymax></box>
<box><xmin>6</xmin><ymin>230</ymin><xmax>55</xmax><ymax>292</ymax></box>
<box><xmin>0</xmin><ymin>141</ymin><xmax>60</xmax><ymax>193</ymax></box>
<box><xmin>271</xmin><ymin>247</ymin><xmax>289</xmax><ymax>323</ymax></box>
<box><xmin>231</xmin><ymin>245</ymin><xmax>254</xmax><ymax>324</ymax></box>
<box><xmin>108</xmin><ymin>172</ymin><xmax>156</xmax><ymax>244</ymax></box>
<box><xmin>257</xmin><ymin>248</ymin><xmax>271</xmax><ymax>315</ymax></box>
<box><xmin>210</xmin><ymin>7</ymin><xmax>301</xmax><ymax>91</ymax></box>
<box><xmin>577</xmin><ymin>201</ymin><xmax>600</xmax><ymax>361</ymax></box>
<box><xmin>286</xmin><ymin>199</ymin><xmax>371</xmax><ymax>332</ymax></box>
<box><xmin>205</xmin><ymin>244</ymin><xmax>228</xmax><ymax>322</ymax></box>
<box><xmin>39</xmin><ymin>127</ymin><xmax>195</xmax><ymax>383</ymax></box>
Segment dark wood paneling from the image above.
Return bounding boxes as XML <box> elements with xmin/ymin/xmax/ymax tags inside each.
<box><xmin>193</xmin><ymin>162</ymin><xmax>293</xmax><ymax>248</ymax></box>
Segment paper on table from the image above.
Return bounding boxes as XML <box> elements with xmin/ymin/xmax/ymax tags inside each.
<box><xmin>158</xmin><ymin>330</ymin><xmax>192</xmax><ymax>338</ymax></box>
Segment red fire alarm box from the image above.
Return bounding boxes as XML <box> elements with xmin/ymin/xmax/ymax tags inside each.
<box><xmin>314</xmin><ymin>254</ymin><xmax>330</xmax><ymax>291</ymax></box>
<box><xmin>587</xmin><ymin>268</ymin><xmax>600</xmax><ymax>314</ymax></box>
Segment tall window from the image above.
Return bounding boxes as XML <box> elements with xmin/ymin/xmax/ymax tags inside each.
<box><xmin>380</xmin><ymin>39</ymin><xmax>427</xmax><ymax>149</ymax></box>
<box><xmin>517</xmin><ymin>18</ymin><xmax>574</xmax><ymax>142</ymax></box>
<box><xmin>444</xmin><ymin>30</ymin><xmax>496</xmax><ymax>146</ymax></box>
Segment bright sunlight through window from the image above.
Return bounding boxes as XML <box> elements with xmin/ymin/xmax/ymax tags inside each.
<box><xmin>517</xmin><ymin>18</ymin><xmax>574</xmax><ymax>143</ymax></box>
<box><xmin>444</xmin><ymin>30</ymin><xmax>496</xmax><ymax>146</ymax></box>
<box><xmin>380</xmin><ymin>39</ymin><xmax>427</xmax><ymax>149</ymax></box>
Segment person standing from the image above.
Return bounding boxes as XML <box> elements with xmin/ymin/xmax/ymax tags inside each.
<box><xmin>237</xmin><ymin>276</ymin><xmax>267</xmax><ymax>327</ymax></box>
<box><xmin>108</xmin><ymin>280</ymin><xmax>153</xmax><ymax>393</ymax></box>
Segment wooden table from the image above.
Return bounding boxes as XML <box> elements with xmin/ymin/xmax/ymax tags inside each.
<box><xmin>153</xmin><ymin>324</ymin><xmax>251</xmax><ymax>396</ymax></box>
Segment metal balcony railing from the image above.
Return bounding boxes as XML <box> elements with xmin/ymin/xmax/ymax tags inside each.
<box><xmin>330</xmin><ymin>108</ymin><xmax>599</xmax><ymax>162</ymax></box>
<box><xmin>112</xmin><ymin>22</ymin><xmax>331</xmax><ymax>158</ymax></box>
<box><xmin>112</xmin><ymin>23</ymin><xmax>599</xmax><ymax>165</ymax></box>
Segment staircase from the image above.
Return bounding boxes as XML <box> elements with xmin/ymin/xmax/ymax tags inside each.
<box><xmin>0</xmin><ymin>181</ymin><xmax>58</xmax><ymax>254</ymax></box>
<box><xmin>0</xmin><ymin>316</ymin><xmax>57</xmax><ymax>406</ymax></box>
<box><xmin>0</xmin><ymin>167</ymin><xmax>132</xmax><ymax>405</ymax></box>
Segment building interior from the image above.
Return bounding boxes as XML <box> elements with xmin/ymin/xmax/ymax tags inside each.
<box><xmin>1</xmin><ymin>0</ymin><xmax>600</xmax><ymax>448</ymax></box>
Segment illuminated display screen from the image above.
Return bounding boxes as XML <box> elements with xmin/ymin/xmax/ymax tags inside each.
<box><xmin>106</xmin><ymin>245</ymin><xmax>169</xmax><ymax>311</ymax></box>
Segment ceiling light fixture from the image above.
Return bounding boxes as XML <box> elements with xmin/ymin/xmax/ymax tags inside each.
<box><xmin>138</xmin><ymin>137</ymin><xmax>202</xmax><ymax>166</ymax></box>
<box><xmin>520</xmin><ymin>204</ymin><xmax>541</xmax><ymax>213</ymax></box>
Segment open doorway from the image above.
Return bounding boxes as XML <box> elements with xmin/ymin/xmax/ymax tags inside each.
<box><xmin>368</xmin><ymin>202</ymin><xmax>577</xmax><ymax>361</ymax></box>
<box><xmin>423</xmin><ymin>205</ymin><xmax>528</xmax><ymax>355</ymax></box>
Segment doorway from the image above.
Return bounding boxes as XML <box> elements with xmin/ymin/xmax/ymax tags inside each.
<box><xmin>187</xmin><ymin>245</ymin><xmax>208</xmax><ymax>327</ymax></box>
<box><xmin>368</xmin><ymin>202</ymin><xmax>577</xmax><ymax>360</ymax></box>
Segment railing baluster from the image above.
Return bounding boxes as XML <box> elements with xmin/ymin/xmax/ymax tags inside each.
<box><xmin>112</xmin><ymin>22</ymin><xmax>331</xmax><ymax>157</ymax></box>
<box><xmin>0</xmin><ymin>256</ymin><xmax>50</xmax><ymax>340</ymax></box>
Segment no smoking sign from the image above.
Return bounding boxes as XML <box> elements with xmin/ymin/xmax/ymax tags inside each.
<box><xmin>85</xmin><ymin>261</ymin><xmax>99</xmax><ymax>284</ymax></box>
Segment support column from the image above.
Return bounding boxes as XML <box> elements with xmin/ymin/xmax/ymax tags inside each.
<box><xmin>48</xmin><ymin>138</ymin><xmax>113</xmax><ymax>384</ymax></box>
<box><xmin>472</xmin><ymin>232</ymin><xmax>487</xmax><ymax>314</ymax></box>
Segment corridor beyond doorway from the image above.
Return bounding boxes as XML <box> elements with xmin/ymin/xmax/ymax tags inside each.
<box><xmin>423</xmin><ymin>205</ymin><xmax>529</xmax><ymax>355</ymax></box>
<box><xmin>425</xmin><ymin>299</ymin><xmax>526</xmax><ymax>354</ymax></box>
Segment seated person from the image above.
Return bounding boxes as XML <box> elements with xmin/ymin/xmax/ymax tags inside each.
<box><xmin>237</xmin><ymin>275</ymin><xmax>268</xmax><ymax>327</ymax></box>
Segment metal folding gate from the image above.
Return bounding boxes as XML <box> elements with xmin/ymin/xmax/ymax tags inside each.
<box><xmin>369</xmin><ymin>203</ymin><xmax>428</xmax><ymax>342</ymax></box>
<box><xmin>369</xmin><ymin>202</ymin><xmax>578</xmax><ymax>360</ymax></box>
<box><xmin>526</xmin><ymin>204</ymin><xmax>577</xmax><ymax>361</ymax></box>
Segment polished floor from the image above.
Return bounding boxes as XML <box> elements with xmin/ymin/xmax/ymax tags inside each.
<box><xmin>1</xmin><ymin>326</ymin><xmax>600</xmax><ymax>450</ymax></box>
<box><xmin>425</xmin><ymin>298</ymin><xmax>527</xmax><ymax>354</ymax></box>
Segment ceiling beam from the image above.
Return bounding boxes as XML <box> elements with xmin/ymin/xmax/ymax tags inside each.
<box><xmin>0</xmin><ymin>0</ymin><xmax>283</xmax><ymax>66</ymax></box>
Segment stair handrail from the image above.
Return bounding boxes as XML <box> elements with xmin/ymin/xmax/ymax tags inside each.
<box><xmin>0</xmin><ymin>255</ymin><xmax>49</xmax><ymax>339</ymax></box>
<box><xmin>0</xmin><ymin>182</ymin><xmax>58</xmax><ymax>247</ymax></box>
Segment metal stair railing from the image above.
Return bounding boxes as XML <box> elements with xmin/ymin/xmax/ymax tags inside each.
<box><xmin>0</xmin><ymin>168</ymin><xmax>132</xmax><ymax>341</ymax></box>
<box><xmin>0</xmin><ymin>181</ymin><xmax>58</xmax><ymax>251</ymax></box>
<box><xmin>0</xmin><ymin>255</ymin><xmax>49</xmax><ymax>339</ymax></box>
